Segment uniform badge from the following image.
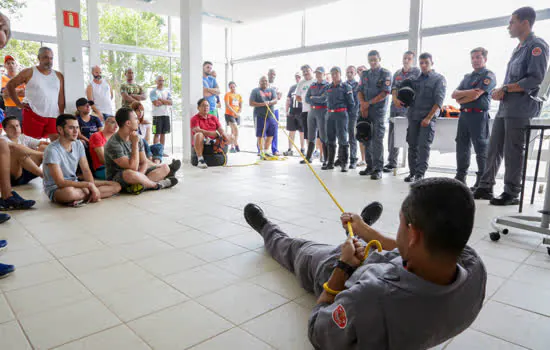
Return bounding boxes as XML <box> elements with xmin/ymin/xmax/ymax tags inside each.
<box><xmin>385</xmin><ymin>80</ymin><xmax>391</xmax><ymax>86</ymax></box>
<box><xmin>532</xmin><ymin>47</ymin><xmax>542</xmax><ymax>56</ymax></box>
<box><xmin>483</xmin><ymin>78</ymin><xmax>491</xmax><ymax>85</ymax></box>
<box><xmin>332</xmin><ymin>304</ymin><xmax>348</xmax><ymax>329</ymax></box>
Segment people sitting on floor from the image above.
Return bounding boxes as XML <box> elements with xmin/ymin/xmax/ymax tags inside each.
<box><xmin>104</xmin><ymin>107</ymin><xmax>178</xmax><ymax>194</ymax></box>
<box><xmin>42</xmin><ymin>114</ymin><xmax>121</xmax><ymax>206</ymax></box>
<box><xmin>130</xmin><ymin>101</ymin><xmax>163</xmax><ymax>164</ymax></box>
<box><xmin>88</xmin><ymin>114</ymin><xmax>118</xmax><ymax>180</ymax></box>
<box><xmin>0</xmin><ymin>138</ymin><xmax>36</xmax><ymax>211</ymax></box>
<box><xmin>1</xmin><ymin>116</ymin><xmax>48</xmax><ymax>186</ymax></box>
<box><xmin>243</xmin><ymin>177</ymin><xmax>486</xmax><ymax>350</ymax></box>
<box><xmin>75</xmin><ymin>97</ymin><xmax>103</xmax><ymax>144</ymax></box>
<box><xmin>191</xmin><ymin>98</ymin><xmax>233</xmax><ymax>169</ymax></box>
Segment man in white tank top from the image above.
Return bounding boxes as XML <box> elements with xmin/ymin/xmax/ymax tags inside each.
<box><xmin>86</xmin><ymin>65</ymin><xmax>113</xmax><ymax>121</ymax></box>
<box><xmin>6</xmin><ymin>47</ymin><xmax>65</xmax><ymax>141</ymax></box>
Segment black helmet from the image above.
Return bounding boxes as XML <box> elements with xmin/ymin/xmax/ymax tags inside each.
<box><xmin>356</xmin><ymin>119</ymin><xmax>373</xmax><ymax>144</ymax></box>
<box><xmin>397</xmin><ymin>79</ymin><xmax>415</xmax><ymax>107</ymax></box>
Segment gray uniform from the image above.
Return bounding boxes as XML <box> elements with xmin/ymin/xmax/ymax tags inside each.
<box><xmin>347</xmin><ymin>79</ymin><xmax>360</xmax><ymax>163</ymax></box>
<box><xmin>388</xmin><ymin>67</ymin><xmax>421</xmax><ymax>167</ymax></box>
<box><xmin>260</xmin><ymin>222</ymin><xmax>487</xmax><ymax>350</ymax></box>
<box><xmin>455</xmin><ymin>68</ymin><xmax>497</xmax><ymax>180</ymax></box>
<box><xmin>325</xmin><ymin>82</ymin><xmax>355</xmax><ymax>147</ymax></box>
<box><xmin>406</xmin><ymin>71</ymin><xmax>447</xmax><ymax>177</ymax></box>
<box><xmin>478</xmin><ymin>32</ymin><xmax>549</xmax><ymax>196</ymax></box>
<box><xmin>359</xmin><ymin>67</ymin><xmax>392</xmax><ymax>171</ymax></box>
<box><xmin>306</xmin><ymin>81</ymin><xmax>329</xmax><ymax>143</ymax></box>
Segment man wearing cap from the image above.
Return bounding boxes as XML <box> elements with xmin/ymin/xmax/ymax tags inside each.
<box><xmin>75</xmin><ymin>98</ymin><xmax>103</xmax><ymax>143</ymax></box>
<box><xmin>284</xmin><ymin>72</ymin><xmax>304</xmax><ymax>156</ymax></box>
<box><xmin>358</xmin><ymin>50</ymin><xmax>392</xmax><ymax>180</ymax></box>
<box><xmin>6</xmin><ymin>47</ymin><xmax>65</xmax><ymax>141</ymax></box>
<box><xmin>86</xmin><ymin>65</ymin><xmax>113</xmax><ymax>121</ymax></box>
<box><xmin>304</xmin><ymin>67</ymin><xmax>329</xmax><ymax>165</ymax></box>
<box><xmin>386</xmin><ymin>51</ymin><xmax>421</xmax><ymax>173</ymax></box>
<box><xmin>295</xmin><ymin>65</ymin><xmax>315</xmax><ymax>155</ymax></box>
<box><xmin>452</xmin><ymin>47</ymin><xmax>497</xmax><ymax>189</ymax></box>
<box><xmin>324</xmin><ymin>67</ymin><xmax>355</xmax><ymax>172</ymax></box>
<box><xmin>1</xmin><ymin>55</ymin><xmax>25</xmax><ymax>124</ymax></box>
<box><xmin>473</xmin><ymin>7</ymin><xmax>549</xmax><ymax>206</ymax></box>
<box><xmin>405</xmin><ymin>53</ymin><xmax>447</xmax><ymax>183</ymax></box>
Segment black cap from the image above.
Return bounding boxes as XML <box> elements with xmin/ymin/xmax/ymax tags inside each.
<box><xmin>76</xmin><ymin>98</ymin><xmax>94</xmax><ymax>107</ymax></box>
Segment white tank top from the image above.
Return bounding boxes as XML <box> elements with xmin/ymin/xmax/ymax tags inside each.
<box><xmin>91</xmin><ymin>79</ymin><xmax>113</xmax><ymax>115</ymax></box>
<box><xmin>24</xmin><ymin>66</ymin><xmax>60</xmax><ymax>118</ymax></box>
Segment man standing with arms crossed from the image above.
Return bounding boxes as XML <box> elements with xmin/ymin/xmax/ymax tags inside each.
<box><xmin>150</xmin><ymin>75</ymin><xmax>172</xmax><ymax>148</ymax></box>
<box><xmin>203</xmin><ymin>61</ymin><xmax>220</xmax><ymax>117</ymax></box>
<box><xmin>120</xmin><ymin>68</ymin><xmax>145</xmax><ymax>109</ymax></box>
<box><xmin>473</xmin><ymin>7</ymin><xmax>549</xmax><ymax>206</ymax></box>
<box><xmin>86</xmin><ymin>65</ymin><xmax>114</xmax><ymax>121</ymax></box>
<box><xmin>2</xmin><ymin>55</ymin><xmax>25</xmax><ymax>124</ymax></box>
<box><xmin>6</xmin><ymin>47</ymin><xmax>65</xmax><ymax>141</ymax></box>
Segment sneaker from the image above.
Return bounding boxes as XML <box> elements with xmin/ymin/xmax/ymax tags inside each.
<box><xmin>312</xmin><ymin>150</ymin><xmax>320</xmax><ymax>158</ymax></box>
<box><xmin>235</xmin><ymin>145</ymin><xmax>241</xmax><ymax>152</ymax></box>
<box><xmin>360</xmin><ymin>202</ymin><xmax>383</xmax><ymax>226</ymax></box>
<box><xmin>414</xmin><ymin>175</ymin><xmax>424</xmax><ymax>182</ymax></box>
<box><xmin>370</xmin><ymin>171</ymin><xmax>382</xmax><ymax>180</ymax></box>
<box><xmin>0</xmin><ymin>239</ymin><xmax>7</xmax><ymax>249</ymax></box>
<box><xmin>198</xmin><ymin>159</ymin><xmax>208</xmax><ymax>169</ymax></box>
<box><xmin>0</xmin><ymin>213</ymin><xmax>10</xmax><ymax>224</ymax></box>
<box><xmin>404</xmin><ymin>174</ymin><xmax>415</xmax><ymax>183</ymax></box>
<box><xmin>230</xmin><ymin>147</ymin><xmax>237</xmax><ymax>153</ymax></box>
<box><xmin>357</xmin><ymin>160</ymin><xmax>366</xmax><ymax>167</ymax></box>
<box><xmin>168</xmin><ymin>159</ymin><xmax>182</xmax><ymax>177</ymax></box>
<box><xmin>359</xmin><ymin>167</ymin><xmax>374</xmax><ymax>176</ymax></box>
<box><xmin>0</xmin><ymin>193</ymin><xmax>35</xmax><ymax>210</ymax></box>
<box><xmin>300</xmin><ymin>158</ymin><xmax>311</xmax><ymax>164</ymax></box>
<box><xmin>473</xmin><ymin>187</ymin><xmax>493</xmax><ymax>200</ymax></box>
<box><xmin>490</xmin><ymin>192</ymin><xmax>519</xmax><ymax>206</ymax></box>
<box><xmin>264</xmin><ymin>151</ymin><xmax>274</xmax><ymax>158</ymax></box>
<box><xmin>125</xmin><ymin>183</ymin><xmax>145</xmax><ymax>195</ymax></box>
<box><xmin>158</xmin><ymin>177</ymin><xmax>179</xmax><ymax>189</ymax></box>
<box><xmin>283</xmin><ymin>149</ymin><xmax>294</xmax><ymax>156</ymax></box>
<box><xmin>244</xmin><ymin>203</ymin><xmax>268</xmax><ymax>233</ymax></box>
<box><xmin>383</xmin><ymin>164</ymin><xmax>396</xmax><ymax>173</ymax></box>
<box><xmin>0</xmin><ymin>263</ymin><xmax>15</xmax><ymax>278</ymax></box>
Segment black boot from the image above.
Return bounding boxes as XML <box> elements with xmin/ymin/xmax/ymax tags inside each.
<box><xmin>334</xmin><ymin>146</ymin><xmax>341</xmax><ymax>167</ymax></box>
<box><xmin>340</xmin><ymin>145</ymin><xmax>349</xmax><ymax>173</ymax></box>
<box><xmin>300</xmin><ymin>142</ymin><xmax>315</xmax><ymax>164</ymax></box>
<box><xmin>244</xmin><ymin>203</ymin><xmax>268</xmax><ymax>233</ymax></box>
<box><xmin>470</xmin><ymin>174</ymin><xmax>481</xmax><ymax>191</ymax></box>
<box><xmin>322</xmin><ymin>145</ymin><xmax>336</xmax><ymax>170</ymax></box>
<box><xmin>321</xmin><ymin>143</ymin><xmax>328</xmax><ymax>168</ymax></box>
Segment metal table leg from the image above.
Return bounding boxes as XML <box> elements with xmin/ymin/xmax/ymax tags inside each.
<box><xmin>531</xmin><ymin>129</ymin><xmax>545</xmax><ymax>204</ymax></box>
<box><xmin>519</xmin><ymin>128</ymin><xmax>531</xmax><ymax>213</ymax></box>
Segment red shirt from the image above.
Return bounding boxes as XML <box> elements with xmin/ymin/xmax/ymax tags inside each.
<box><xmin>190</xmin><ymin>113</ymin><xmax>221</xmax><ymax>145</ymax></box>
<box><xmin>89</xmin><ymin>131</ymin><xmax>107</xmax><ymax>170</ymax></box>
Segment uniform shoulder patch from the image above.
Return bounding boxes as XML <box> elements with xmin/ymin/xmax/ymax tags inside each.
<box><xmin>332</xmin><ymin>304</ymin><xmax>348</xmax><ymax>329</ymax></box>
<box><xmin>532</xmin><ymin>47</ymin><xmax>542</xmax><ymax>56</ymax></box>
<box><xmin>483</xmin><ymin>78</ymin><xmax>491</xmax><ymax>85</ymax></box>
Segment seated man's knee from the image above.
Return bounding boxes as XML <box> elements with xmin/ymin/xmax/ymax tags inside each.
<box><xmin>194</xmin><ymin>133</ymin><xmax>205</xmax><ymax>142</ymax></box>
<box><xmin>122</xmin><ymin>169</ymin><xmax>139</xmax><ymax>182</ymax></box>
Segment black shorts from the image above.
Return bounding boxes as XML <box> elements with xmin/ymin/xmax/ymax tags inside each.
<box><xmin>299</xmin><ymin>112</ymin><xmax>309</xmax><ymax>138</ymax></box>
<box><xmin>152</xmin><ymin>115</ymin><xmax>171</xmax><ymax>134</ymax></box>
<box><xmin>10</xmin><ymin>169</ymin><xmax>38</xmax><ymax>186</ymax></box>
<box><xmin>286</xmin><ymin>112</ymin><xmax>302</xmax><ymax>132</ymax></box>
<box><xmin>225</xmin><ymin>114</ymin><xmax>240</xmax><ymax>125</ymax></box>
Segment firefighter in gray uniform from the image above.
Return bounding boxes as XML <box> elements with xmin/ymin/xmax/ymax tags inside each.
<box><xmin>324</xmin><ymin>66</ymin><xmax>355</xmax><ymax>172</ymax></box>
<box><xmin>474</xmin><ymin>6</ymin><xmax>549</xmax><ymax>206</ymax></box>
<box><xmin>336</xmin><ymin>66</ymin><xmax>360</xmax><ymax>169</ymax></box>
<box><xmin>304</xmin><ymin>67</ymin><xmax>329</xmax><ymax>165</ymax></box>
<box><xmin>386</xmin><ymin>51</ymin><xmax>421</xmax><ymax>172</ymax></box>
<box><xmin>452</xmin><ymin>47</ymin><xmax>497</xmax><ymax>189</ymax></box>
<box><xmin>404</xmin><ymin>52</ymin><xmax>447</xmax><ymax>183</ymax></box>
<box><xmin>358</xmin><ymin>50</ymin><xmax>392</xmax><ymax>180</ymax></box>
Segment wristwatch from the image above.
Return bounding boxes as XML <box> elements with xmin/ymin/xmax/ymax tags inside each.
<box><xmin>502</xmin><ymin>85</ymin><xmax>509</xmax><ymax>94</ymax></box>
<box><xmin>336</xmin><ymin>260</ymin><xmax>357</xmax><ymax>277</ymax></box>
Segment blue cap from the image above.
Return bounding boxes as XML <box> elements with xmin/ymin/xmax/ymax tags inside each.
<box><xmin>330</xmin><ymin>66</ymin><xmax>341</xmax><ymax>73</ymax></box>
<box><xmin>314</xmin><ymin>67</ymin><xmax>325</xmax><ymax>74</ymax></box>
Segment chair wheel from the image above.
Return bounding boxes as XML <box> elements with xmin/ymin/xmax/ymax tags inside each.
<box><xmin>502</xmin><ymin>229</ymin><xmax>509</xmax><ymax>235</ymax></box>
<box><xmin>489</xmin><ymin>232</ymin><xmax>501</xmax><ymax>242</ymax></box>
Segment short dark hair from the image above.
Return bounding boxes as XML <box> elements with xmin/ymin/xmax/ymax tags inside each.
<box><xmin>513</xmin><ymin>6</ymin><xmax>536</xmax><ymax>27</ymax></box>
<box><xmin>419</xmin><ymin>52</ymin><xmax>433</xmax><ymax>63</ymax></box>
<box><xmin>228</xmin><ymin>81</ymin><xmax>236</xmax><ymax>87</ymax></box>
<box><xmin>1</xmin><ymin>116</ymin><xmax>18</xmax><ymax>129</ymax></box>
<box><xmin>56</xmin><ymin>114</ymin><xmax>78</xmax><ymax>129</ymax></box>
<box><xmin>401</xmin><ymin>178</ymin><xmax>475</xmax><ymax>257</ymax></box>
<box><xmin>197</xmin><ymin>98</ymin><xmax>208</xmax><ymax>107</ymax></box>
<box><xmin>470</xmin><ymin>47</ymin><xmax>488</xmax><ymax>59</ymax></box>
<box><xmin>203</xmin><ymin>61</ymin><xmax>213</xmax><ymax>67</ymax></box>
<box><xmin>368</xmin><ymin>50</ymin><xmax>380</xmax><ymax>58</ymax></box>
<box><xmin>115</xmin><ymin>107</ymin><xmax>134</xmax><ymax>128</ymax></box>
<box><xmin>404</xmin><ymin>50</ymin><xmax>415</xmax><ymax>57</ymax></box>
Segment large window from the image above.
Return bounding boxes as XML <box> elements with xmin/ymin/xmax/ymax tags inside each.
<box><xmin>346</xmin><ymin>40</ymin><xmax>409</xmax><ymax>73</ymax></box>
<box><xmin>9</xmin><ymin>0</ymin><xmax>57</xmax><ymax>37</ymax></box>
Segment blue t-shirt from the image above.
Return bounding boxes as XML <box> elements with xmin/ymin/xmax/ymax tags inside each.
<box><xmin>78</xmin><ymin>115</ymin><xmax>103</xmax><ymax>140</ymax></box>
<box><xmin>250</xmin><ymin>87</ymin><xmax>277</xmax><ymax>118</ymax></box>
<box><xmin>43</xmin><ymin>140</ymin><xmax>86</xmax><ymax>194</ymax></box>
<box><xmin>203</xmin><ymin>75</ymin><xmax>218</xmax><ymax>111</ymax></box>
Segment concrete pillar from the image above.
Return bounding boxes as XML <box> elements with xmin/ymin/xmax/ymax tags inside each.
<box><xmin>180</xmin><ymin>0</ymin><xmax>203</xmax><ymax>162</ymax></box>
<box><xmin>408</xmin><ymin>0</ymin><xmax>423</xmax><ymax>58</ymax></box>
<box><xmin>87</xmin><ymin>0</ymin><xmax>101</xmax><ymax>67</ymax></box>
<box><xmin>55</xmin><ymin>0</ymin><xmax>86</xmax><ymax>113</ymax></box>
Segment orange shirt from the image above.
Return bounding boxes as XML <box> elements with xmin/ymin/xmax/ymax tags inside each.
<box><xmin>224</xmin><ymin>92</ymin><xmax>242</xmax><ymax>117</ymax></box>
<box><xmin>1</xmin><ymin>74</ymin><xmax>25</xmax><ymax>107</ymax></box>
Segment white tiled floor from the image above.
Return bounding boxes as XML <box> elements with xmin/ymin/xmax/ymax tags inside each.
<box><xmin>1</xmin><ymin>156</ymin><xmax>550</xmax><ymax>349</ymax></box>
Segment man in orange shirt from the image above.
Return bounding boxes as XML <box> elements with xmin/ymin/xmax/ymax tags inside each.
<box><xmin>224</xmin><ymin>81</ymin><xmax>242</xmax><ymax>153</ymax></box>
<box><xmin>1</xmin><ymin>55</ymin><xmax>25</xmax><ymax>124</ymax></box>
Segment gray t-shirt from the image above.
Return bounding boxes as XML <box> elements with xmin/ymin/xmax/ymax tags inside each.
<box><xmin>43</xmin><ymin>140</ymin><xmax>86</xmax><ymax>194</ymax></box>
<box><xmin>308</xmin><ymin>246</ymin><xmax>487</xmax><ymax>350</ymax></box>
<box><xmin>104</xmin><ymin>132</ymin><xmax>144</xmax><ymax>180</ymax></box>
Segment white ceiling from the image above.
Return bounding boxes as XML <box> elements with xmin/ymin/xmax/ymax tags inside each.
<box><xmin>105</xmin><ymin>0</ymin><xmax>339</xmax><ymax>25</ymax></box>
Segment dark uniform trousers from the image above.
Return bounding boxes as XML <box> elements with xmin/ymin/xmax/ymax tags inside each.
<box><xmin>387</xmin><ymin>111</ymin><xmax>405</xmax><ymax>167</ymax></box>
<box><xmin>327</xmin><ymin>111</ymin><xmax>349</xmax><ymax>146</ymax></box>
<box><xmin>307</xmin><ymin>109</ymin><xmax>327</xmax><ymax>143</ymax></box>
<box><xmin>407</xmin><ymin>118</ymin><xmax>436</xmax><ymax>177</ymax></box>
<box><xmin>348</xmin><ymin>106</ymin><xmax>359</xmax><ymax>162</ymax></box>
<box><xmin>365</xmin><ymin>116</ymin><xmax>386</xmax><ymax>171</ymax></box>
<box><xmin>455</xmin><ymin>111</ymin><xmax>490</xmax><ymax>179</ymax></box>
<box><xmin>479</xmin><ymin>117</ymin><xmax>530</xmax><ymax>196</ymax></box>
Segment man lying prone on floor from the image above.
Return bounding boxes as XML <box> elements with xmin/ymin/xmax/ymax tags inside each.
<box><xmin>243</xmin><ymin>177</ymin><xmax>487</xmax><ymax>350</ymax></box>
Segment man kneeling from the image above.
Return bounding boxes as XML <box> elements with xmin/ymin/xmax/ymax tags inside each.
<box><xmin>244</xmin><ymin>177</ymin><xmax>486</xmax><ymax>350</ymax></box>
<box><xmin>105</xmin><ymin>107</ymin><xmax>177</xmax><ymax>193</ymax></box>
<box><xmin>43</xmin><ymin>115</ymin><xmax>121</xmax><ymax>205</ymax></box>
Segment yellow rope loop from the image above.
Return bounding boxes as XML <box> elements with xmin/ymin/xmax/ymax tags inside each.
<box><xmin>362</xmin><ymin>240</ymin><xmax>383</xmax><ymax>261</ymax></box>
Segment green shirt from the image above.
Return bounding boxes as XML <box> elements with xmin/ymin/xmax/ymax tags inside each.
<box><xmin>120</xmin><ymin>82</ymin><xmax>144</xmax><ymax>108</ymax></box>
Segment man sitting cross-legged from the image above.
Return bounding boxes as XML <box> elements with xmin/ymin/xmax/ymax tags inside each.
<box><xmin>42</xmin><ymin>114</ymin><xmax>121</xmax><ymax>206</ymax></box>
<box><xmin>243</xmin><ymin>177</ymin><xmax>486</xmax><ymax>350</ymax></box>
<box><xmin>104</xmin><ymin>107</ymin><xmax>177</xmax><ymax>193</ymax></box>
<box><xmin>1</xmin><ymin>116</ymin><xmax>49</xmax><ymax>186</ymax></box>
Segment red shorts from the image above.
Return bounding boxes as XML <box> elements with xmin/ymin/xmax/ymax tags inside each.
<box><xmin>22</xmin><ymin>109</ymin><xmax>57</xmax><ymax>139</ymax></box>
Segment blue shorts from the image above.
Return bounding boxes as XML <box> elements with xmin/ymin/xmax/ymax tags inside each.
<box><xmin>93</xmin><ymin>166</ymin><xmax>106</xmax><ymax>180</ymax></box>
<box><xmin>11</xmin><ymin>169</ymin><xmax>38</xmax><ymax>186</ymax></box>
<box><xmin>255</xmin><ymin>115</ymin><xmax>277</xmax><ymax>138</ymax></box>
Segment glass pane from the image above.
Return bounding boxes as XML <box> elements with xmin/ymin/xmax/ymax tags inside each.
<box><xmin>98</xmin><ymin>3</ymin><xmax>168</xmax><ymax>51</ymax></box>
<box><xmin>81</xmin><ymin>0</ymin><xmax>88</xmax><ymax>40</ymax></box>
<box><xmin>9</xmin><ymin>0</ymin><xmax>57</xmax><ymax>37</ymax></box>
<box><xmin>422</xmin><ymin>20</ymin><xmax>550</xmax><ymax>112</ymax></box>
<box><xmin>170</xmin><ymin>17</ymin><xmax>180</xmax><ymax>53</ymax></box>
<box><xmin>0</xmin><ymin>39</ymin><xmax>42</xmax><ymax>68</ymax></box>
<box><xmin>232</xmin><ymin>11</ymin><xmax>302</xmax><ymax>58</ymax></box>
<box><xmin>423</xmin><ymin>0</ymin><xmax>550</xmax><ymax>28</ymax></box>
<box><xmin>203</xmin><ymin>23</ymin><xmax>226</xmax><ymax>62</ymax></box>
<box><xmin>346</xmin><ymin>40</ymin><xmax>409</xmax><ymax>75</ymax></box>
<box><xmin>82</xmin><ymin>47</ymin><xmax>90</xmax><ymax>88</ymax></box>
<box><xmin>305</xmin><ymin>0</ymin><xmax>409</xmax><ymax>45</ymax></box>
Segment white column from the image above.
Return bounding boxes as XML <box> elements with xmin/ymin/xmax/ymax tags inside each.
<box><xmin>87</xmin><ymin>0</ymin><xmax>101</xmax><ymax>67</ymax></box>
<box><xmin>55</xmin><ymin>0</ymin><xmax>85</xmax><ymax>113</ymax></box>
<box><xmin>408</xmin><ymin>0</ymin><xmax>423</xmax><ymax>57</ymax></box>
<box><xmin>225</xmin><ymin>27</ymin><xmax>230</xmax><ymax>86</ymax></box>
<box><xmin>180</xmin><ymin>0</ymin><xmax>203</xmax><ymax>162</ymax></box>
